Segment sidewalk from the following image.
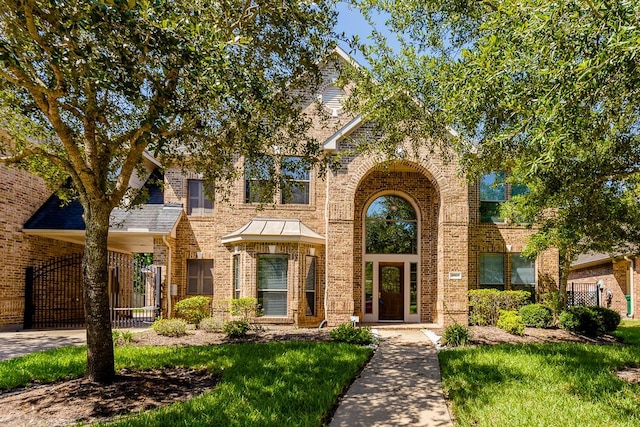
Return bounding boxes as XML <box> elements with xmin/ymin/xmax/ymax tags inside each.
<box><xmin>0</xmin><ymin>329</ymin><xmax>86</xmax><ymax>361</ymax></box>
<box><xmin>330</xmin><ymin>329</ymin><xmax>453</xmax><ymax>427</ymax></box>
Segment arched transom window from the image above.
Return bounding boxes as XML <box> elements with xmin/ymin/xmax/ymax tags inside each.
<box><xmin>365</xmin><ymin>195</ymin><xmax>418</xmax><ymax>254</ymax></box>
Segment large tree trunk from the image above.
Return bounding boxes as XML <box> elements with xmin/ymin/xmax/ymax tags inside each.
<box><xmin>558</xmin><ymin>247</ymin><xmax>573</xmax><ymax>308</ymax></box>
<box><xmin>83</xmin><ymin>203</ymin><xmax>115</xmax><ymax>384</ymax></box>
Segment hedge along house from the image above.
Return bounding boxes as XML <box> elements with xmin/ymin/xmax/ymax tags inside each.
<box><xmin>159</xmin><ymin>47</ymin><xmax>560</xmax><ymax>328</ymax></box>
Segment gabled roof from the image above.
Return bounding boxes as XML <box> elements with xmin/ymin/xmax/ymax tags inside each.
<box><xmin>323</xmin><ymin>114</ymin><xmax>364</xmax><ymax>151</ymax></box>
<box><xmin>221</xmin><ymin>218</ymin><xmax>325</xmax><ymax>245</ymax></box>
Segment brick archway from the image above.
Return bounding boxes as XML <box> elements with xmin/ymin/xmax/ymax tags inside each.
<box><xmin>352</xmin><ymin>164</ymin><xmax>439</xmax><ymax>323</ymax></box>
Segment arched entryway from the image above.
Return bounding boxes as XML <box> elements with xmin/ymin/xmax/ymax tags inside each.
<box><xmin>353</xmin><ymin>164</ymin><xmax>439</xmax><ymax>323</ymax></box>
<box><xmin>363</xmin><ymin>194</ymin><xmax>419</xmax><ymax>322</ymax></box>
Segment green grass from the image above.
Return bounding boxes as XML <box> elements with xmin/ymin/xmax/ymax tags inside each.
<box><xmin>439</xmin><ymin>323</ymin><xmax>640</xmax><ymax>427</ymax></box>
<box><xmin>0</xmin><ymin>342</ymin><xmax>372</xmax><ymax>426</ymax></box>
<box><xmin>612</xmin><ymin>320</ymin><xmax>640</xmax><ymax>345</ymax></box>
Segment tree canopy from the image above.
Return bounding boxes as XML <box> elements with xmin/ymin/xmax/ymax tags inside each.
<box><xmin>0</xmin><ymin>0</ymin><xmax>335</xmax><ymax>382</ymax></box>
<box><xmin>345</xmin><ymin>0</ymin><xmax>640</xmax><ymax>274</ymax></box>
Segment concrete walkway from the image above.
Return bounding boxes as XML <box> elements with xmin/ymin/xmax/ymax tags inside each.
<box><xmin>330</xmin><ymin>329</ymin><xmax>453</xmax><ymax>427</ymax></box>
<box><xmin>0</xmin><ymin>329</ymin><xmax>86</xmax><ymax>361</ymax></box>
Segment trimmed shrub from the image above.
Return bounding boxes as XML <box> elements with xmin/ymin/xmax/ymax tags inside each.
<box><xmin>591</xmin><ymin>306</ymin><xmax>621</xmax><ymax>333</ymax></box>
<box><xmin>330</xmin><ymin>323</ymin><xmax>376</xmax><ymax>345</ymax></box>
<box><xmin>441</xmin><ymin>324</ymin><xmax>471</xmax><ymax>347</ymax></box>
<box><xmin>519</xmin><ymin>304</ymin><xmax>553</xmax><ymax>328</ymax></box>
<box><xmin>230</xmin><ymin>297</ymin><xmax>260</xmax><ymax>322</ymax></box>
<box><xmin>199</xmin><ymin>316</ymin><xmax>223</xmax><ymax>333</ymax></box>
<box><xmin>558</xmin><ymin>306</ymin><xmax>620</xmax><ymax>337</ymax></box>
<box><xmin>174</xmin><ymin>296</ymin><xmax>211</xmax><ymax>325</ymax></box>
<box><xmin>152</xmin><ymin>318</ymin><xmax>188</xmax><ymax>337</ymax></box>
<box><xmin>468</xmin><ymin>289</ymin><xmax>532</xmax><ymax>326</ymax></box>
<box><xmin>497</xmin><ymin>310</ymin><xmax>525</xmax><ymax>336</ymax></box>
<box><xmin>223</xmin><ymin>320</ymin><xmax>250</xmax><ymax>338</ymax></box>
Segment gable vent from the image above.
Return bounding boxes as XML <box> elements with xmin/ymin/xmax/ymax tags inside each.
<box><xmin>321</xmin><ymin>86</ymin><xmax>346</xmax><ymax>113</ymax></box>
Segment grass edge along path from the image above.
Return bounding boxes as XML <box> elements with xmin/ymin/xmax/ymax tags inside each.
<box><xmin>439</xmin><ymin>322</ymin><xmax>640</xmax><ymax>427</ymax></box>
<box><xmin>0</xmin><ymin>341</ymin><xmax>373</xmax><ymax>427</ymax></box>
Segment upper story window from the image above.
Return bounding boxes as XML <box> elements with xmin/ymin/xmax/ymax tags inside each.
<box><xmin>281</xmin><ymin>156</ymin><xmax>310</xmax><ymax>205</ymax></box>
<box><xmin>245</xmin><ymin>156</ymin><xmax>274</xmax><ymax>203</ymax></box>
<box><xmin>365</xmin><ymin>195</ymin><xmax>418</xmax><ymax>254</ymax></box>
<box><xmin>479</xmin><ymin>172</ymin><xmax>528</xmax><ymax>223</ymax></box>
<box><xmin>245</xmin><ymin>155</ymin><xmax>311</xmax><ymax>205</ymax></box>
<box><xmin>187</xmin><ymin>179</ymin><xmax>213</xmax><ymax>215</ymax></box>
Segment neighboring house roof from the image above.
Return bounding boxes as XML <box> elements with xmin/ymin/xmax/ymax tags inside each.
<box><xmin>221</xmin><ymin>218</ymin><xmax>325</xmax><ymax>245</ymax></box>
<box><xmin>571</xmin><ymin>252</ymin><xmax>613</xmax><ymax>269</ymax></box>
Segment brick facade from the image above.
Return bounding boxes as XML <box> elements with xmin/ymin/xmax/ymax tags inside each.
<box><xmin>1</xmin><ymin>50</ymin><xmax>562</xmax><ymax>329</ymax></box>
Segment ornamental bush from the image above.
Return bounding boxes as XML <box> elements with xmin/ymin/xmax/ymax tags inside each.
<box><xmin>330</xmin><ymin>323</ymin><xmax>376</xmax><ymax>345</ymax></box>
<box><xmin>230</xmin><ymin>297</ymin><xmax>260</xmax><ymax>323</ymax></box>
<box><xmin>591</xmin><ymin>306</ymin><xmax>621</xmax><ymax>333</ymax></box>
<box><xmin>199</xmin><ymin>316</ymin><xmax>224</xmax><ymax>333</ymax></box>
<box><xmin>223</xmin><ymin>319</ymin><xmax>250</xmax><ymax>338</ymax></box>
<box><xmin>519</xmin><ymin>304</ymin><xmax>553</xmax><ymax>328</ymax></box>
<box><xmin>468</xmin><ymin>289</ymin><xmax>532</xmax><ymax>326</ymax></box>
<box><xmin>441</xmin><ymin>324</ymin><xmax>471</xmax><ymax>347</ymax></box>
<box><xmin>497</xmin><ymin>310</ymin><xmax>525</xmax><ymax>336</ymax></box>
<box><xmin>558</xmin><ymin>306</ymin><xmax>621</xmax><ymax>337</ymax></box>
<box><xmin>174</xmin><ymin>296</ymin><xmax>211</xmax><ymax>325</ymax></box>
<box><xmin>152</xmin><ymin>318</ymin><xmax>188</xmax><ymax>337</ymax></box>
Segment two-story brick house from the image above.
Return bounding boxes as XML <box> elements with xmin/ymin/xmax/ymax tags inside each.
<box><xmin>1</xmin><ymin>47</ymin><xmax>559</xmax><ymax>330</ymax></box>
<box><xmin>158</xmin><ymin>47</ymin><xmax>559</xmax><ymax>327</ymax></box>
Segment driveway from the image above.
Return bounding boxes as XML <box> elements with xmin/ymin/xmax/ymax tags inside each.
<box><xmin>0</xmin><ymin>329</ymin><xmax>86</xmax><ymax>361</ymax></box>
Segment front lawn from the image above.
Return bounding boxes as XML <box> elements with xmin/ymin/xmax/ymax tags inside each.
<box><xmin>0</xmin><ymin>341</ymin><xmax>372</xmax><ymax>426</ymax></box>
<box><xmin>440</xmin><ymin>324</ymin><xmax>640</xmax><ymax>427</ymax></box>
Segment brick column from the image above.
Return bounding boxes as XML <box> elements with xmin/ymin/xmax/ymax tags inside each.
<box><xmin>326</xmin><ymin>220</ymin><xmax>355</xmax><ymax>326</ymax></box>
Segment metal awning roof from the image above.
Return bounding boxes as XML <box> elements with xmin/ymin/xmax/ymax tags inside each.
<box><xmin>221</xmin><ymin>218</ymin><xmax>325</xmax><ymax>245</ymax></box>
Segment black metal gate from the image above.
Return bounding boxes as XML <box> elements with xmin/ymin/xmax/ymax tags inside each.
<box><xmin>567</xmin><ymin>282</ymin><xmax>600</xmax><ymax>307</ymax></box>
<box><xmin>24</xmin><ymin>253</ymin><xmax>160</xmax><ymax>329</ymax></box>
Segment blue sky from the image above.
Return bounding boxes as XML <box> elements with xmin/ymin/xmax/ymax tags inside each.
<box><xmin>333</xmin><ymin>2</ymin><xmax>395</xmax><ymax>66</ymax></box>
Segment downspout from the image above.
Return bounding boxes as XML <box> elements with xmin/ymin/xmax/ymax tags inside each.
<box><xmin>626</xmin><ymin>256</ymin><xmax>634</xmax><ymax>318</ymax></box>
<box><xmin>163</xmin><ymin>235</ymin><xmax>173</xmax><ymax>318</ymax></box>
<box><xmin>319</xmin><ymin>162</ymin><xmax>330</xmax><ymax>329</ymax></box>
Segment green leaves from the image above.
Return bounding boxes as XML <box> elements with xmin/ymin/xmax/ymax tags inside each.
<box><xmin>348</xmin><ymin>0</ymin><xmax>640</xmax><ymax>263</ymax></box>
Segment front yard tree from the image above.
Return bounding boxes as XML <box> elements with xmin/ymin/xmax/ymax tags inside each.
<box><xmin>0</xmin><ymin>0</ymin><xmax>335</xmax><ymax>383</ymax></box>
<box><xmin>345</xmin><ymin>0</ymin><xmax>640</xmax><ymax>297</ymax></box>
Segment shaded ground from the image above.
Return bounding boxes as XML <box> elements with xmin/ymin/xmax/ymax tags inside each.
<box><xmin>0</xmin><ymin>367</ymin><xmax>218</xmax><ymax>427</ymax></box>
<box><xmin>0</xmin><ymin>327</ymin><xmax>329</xmax><ymax>426</ymax></box>
<box><xmin>1</xmin><ymin>326</ymin><xmax>636</xmax><ymax>426</ymax></box>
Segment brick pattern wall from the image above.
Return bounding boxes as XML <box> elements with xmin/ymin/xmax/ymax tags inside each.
<box><xmin>160</xmin><ymin>52</ymin><xmax>560</xmax><ymax>328</ymax></box>
<box><xmin>352</xmin><ymin>168</ymin><xmax>438</xmax><ymax>322</ymax></box>
<box><xmin>0</xmin><ymin>165</ymin><xmax>84</xmax><ymax>328</ymax></box>
<box><xmin>569</xmin><ymin>260</ymin><xmax>633</xmax><ymax>318</ymax></box>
